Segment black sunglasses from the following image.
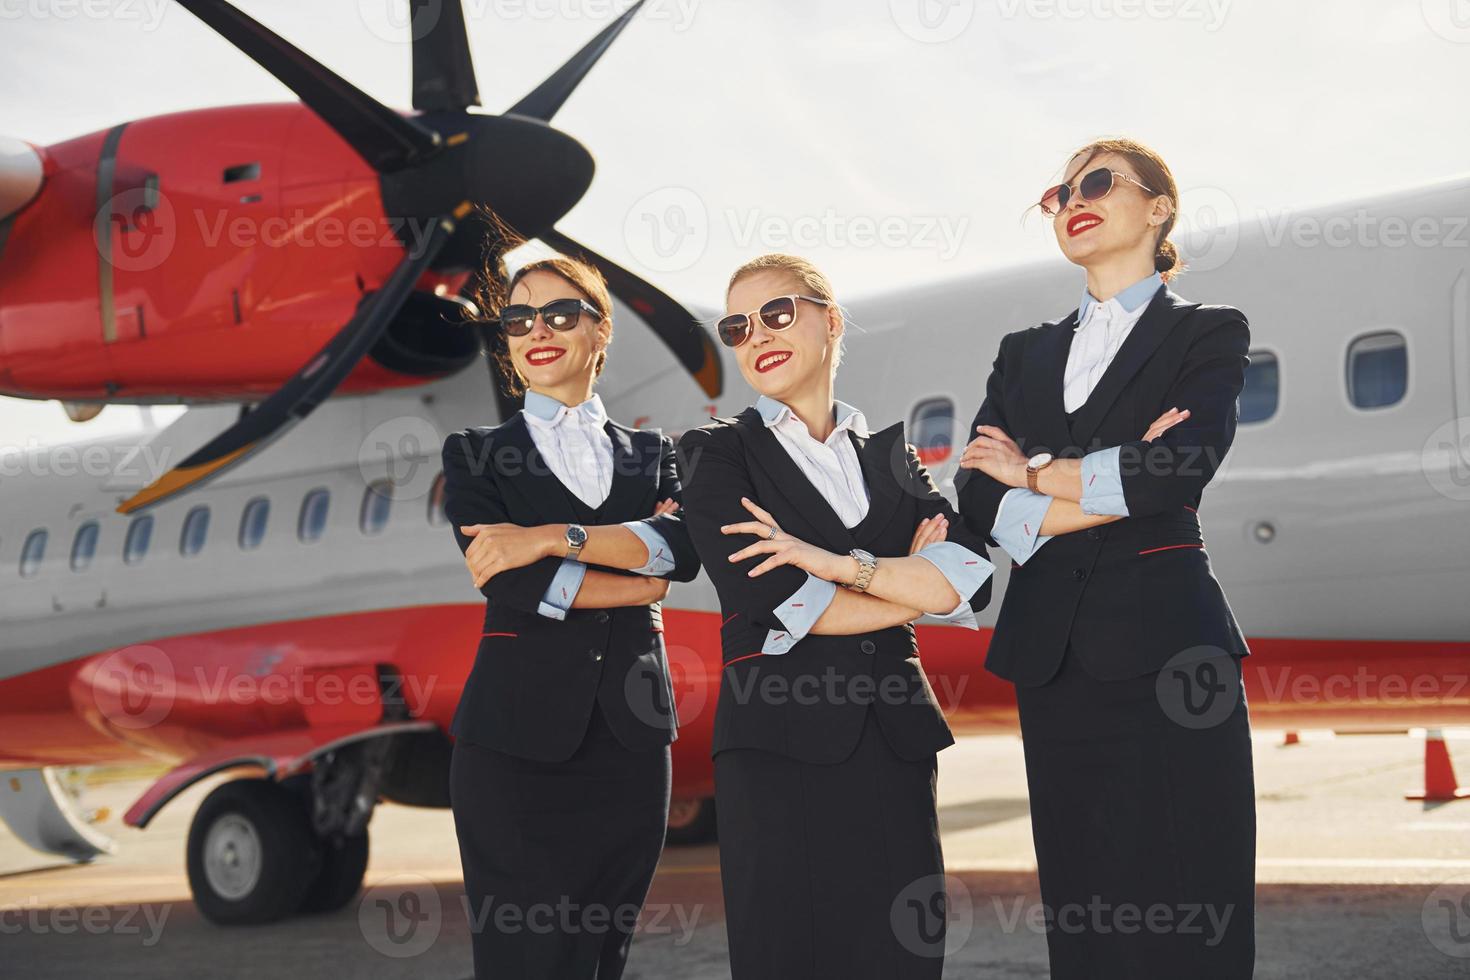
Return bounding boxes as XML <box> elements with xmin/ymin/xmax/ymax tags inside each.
<box><xmin>1039</xmin><ymin>167</ymin><xmax>1160</xmax><ymax>217</ymax></box>
<box><xmin>497</xmin><ymin>298</ymin><xmax>604</xmax><ymax>337</ymax></box>
<box><xmin>716</xmin><ymin>294</ymin><xmax>832</xmax><ymax>349</ymax></box>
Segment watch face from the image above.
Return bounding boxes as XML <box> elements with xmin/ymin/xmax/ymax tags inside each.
<box><xmin>566</xmin><ymin>524</ymin><xmax>588</xmax><ymax>546</ymax></box>
<box><xmin>1028</xmin><ymin>452</ymin><xmax>1054</xmax><ymax>469</ymax></box>
<box><xmin>852</xmin><ymin>548</ymin><xmax>876</xmax><ymax>563</ymax></box>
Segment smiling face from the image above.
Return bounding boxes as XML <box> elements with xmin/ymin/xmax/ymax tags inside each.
<box><xmin>726</xmin><ymin>269</ymin><xmax>841</xmax><ymax>401</ymax></box>
<box><xmin>1051</xmin><ymin>150</ymin><xmax>1172</xmax><ymax>272</ymax></box>
<box><xmin>505</xmin><ymin>268</ymin><xmax>610</xmax><ymax>393</ymax></box>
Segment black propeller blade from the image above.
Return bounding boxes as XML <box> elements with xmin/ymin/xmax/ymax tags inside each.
<box><xmin>412</xmin><ymin>0</ymin><xmax>482</xmax><ymax>111</ymax></box>
<box><xmin>116</xmin><ymin>215</ymin><xmax>457</xmax><ymax>515</ymax></box>
<box><xmin>507</xmin><ymin>0</ymin><xmax>646</xmax><ymax>122</ymax></box>
<box><xmin>173</xmin><ymin>0</ymin><xmax>440</xmax><ymax>172</ymax></box>
<box><xmin>539</xmin><ymin>227</ymin><xmax>722</xmax><ymax>398</ymax></box>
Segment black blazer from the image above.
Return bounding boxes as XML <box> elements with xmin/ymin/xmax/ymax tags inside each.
<box><xmin>440</xmin><ymin>413</ymin><xmax>701</xmax><ymax>762</ymax></box>
<box><xmin>676</xmin><ymin>406</ymin><xmax>993</xmax><ymax>765</ymax></box>
<box><xmin>956</xmin><ymin>285</ymin><xmax>1252</xmax><ymax>687</ymax></box>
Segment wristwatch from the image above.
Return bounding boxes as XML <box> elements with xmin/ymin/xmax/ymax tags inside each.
<box><xmin>846</xmin><ymin>548</ymin><xmax>878</xmax><ymax>592</ymax></box>
<box><xmin>565</xmin><ymin>523</ymin><xmax>588</xmax><ymax>560</ymax></box>
<box><xmin>1025</xmin><ymin>452</ymin><xmax>1055</xmax><ymax>493</ymax></box>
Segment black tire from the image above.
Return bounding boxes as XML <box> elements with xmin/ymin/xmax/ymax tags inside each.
<box><xmin>665</xmin><ymin>796</ymin><xmax>717</xmax><ymax>845</ymax></box>
<box><xmin>299</xmin><ymin>829</ymin><xmax>370</xmax><ymax>914</ymax></box>
<box><xmin>186</xmin><ymin>779</ymin><xmax>321</xmax><ymax>925</ymax></box>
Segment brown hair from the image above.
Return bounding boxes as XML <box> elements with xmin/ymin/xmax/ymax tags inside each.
<box><xmin>471</xmin><ymin>207</ymin><xmax>614</xmax><ymax>396</ymax></box>
<box><xmin>725</xmin><ymin>253</ymin><xmax>846</xmax><ymax>369</ymax></box>
<box><xmin>1051</xmin><ymin>137</ymin><xmax>1184</xmax><ymax>282</ymax></box>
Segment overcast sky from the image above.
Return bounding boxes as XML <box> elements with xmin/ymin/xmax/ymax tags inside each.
<box><xmin>3</xmin><ymin>0</ymin><xmax>1468</xmax><ymax>444</ymax></box>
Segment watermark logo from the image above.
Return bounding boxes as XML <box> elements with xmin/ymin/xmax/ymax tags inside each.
<box><xmin>359</xmin><ymin>873</ymin><xmax>442</xmax><ymax>958</ymax></box>
<box><xmin>91</xmin><ymin>645</ymin><xmax>176</xmax><ymax>731</ymax></box>
<box><xmin>1174</xmin><ymin>185</ymin><xmax>1239</xmax><ymax>273</ymax></box>
<box><xmin>95</xmin><ymin>188</ymin><xmax>177</xmax><ymax>274</ymax></box>
<box><xmin>890</xmin><ymin>0</ymin><xmax>975</xmax><ymax>43</ymax></box>
<box><xmin>358</xmin><ymin>0</ymin><xmax>444</xmax><ymax>43</ymax></box>
<box><xmin>1421</xmin><ymin>416</ymin><xmax>1470</xmax><ymax>502</ymax></box>
<box><xmin>1155</xmin><ymin>645</ymin><xmax>1242</xmax><ymax>729</ymax></box>
<box><xmin>890</xmin><ymin>873</ymin><xmax>975</xmax><ymax>957</ymax></box>
<box><xmin>1422</xmin><ymin>0</ymin><xmax>1470</xmax><ymax>43</ymax></box>
<box><xmin>358</xmin><ymin>415</ymin><xmax>444</xmax><ymax>502</ymax></box>
<box><xmin>623</xmin><ymin>187</ymin><xmax>709</xmax><ymax>274</ymax></box>
<box><xmin>1423</xmin><ymin>874</ymin><xmax>1470</xmax><ymax>959</ymax></box>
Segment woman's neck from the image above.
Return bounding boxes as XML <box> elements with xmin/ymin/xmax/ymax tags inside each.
<box><xmin>776</xmin><ymin>376</ymin><xmax>838</xmax><ymax>441</ymax></box>
<box><xmin>528</xmin><ymin>379</ymin><xmax>595</xmax><ymax>407</ymax></box>
<box><xmin>1084</xmin><ymin>253</ymin><xmax>1158</xmax><ymax>304</ymax></box>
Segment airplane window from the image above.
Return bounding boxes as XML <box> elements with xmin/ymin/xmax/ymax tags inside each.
<box><xmin>180</xmin><ymin>505</ymin><xmax>210</xmax><ymax>557</ymax></box>
<box><xmin>71</xmin><ymin>521</ymin><xmax>100</xmax><ymax>572</ymax></box>
<box><xmin>124</xmin><ymin>515</ymin><xmax>153</xmax><ymax>565</ymax></box>
<box><xmin>1347</xmin><ymin>331</ymin><xmax>1408</xmax><ymax>409</ymax></box>
<box><xmin>239</xmin><ymin>497</ymin><xmax>270</xmax><ymax>550</ymax></box>
<box><xmin>299</xmin><ymin>488</ymin><xmax>330</xmax><ymax>543</ymax></box>
<box><xmin>20</xmin><ymin>529</ymin><xmax>47</xmax><ymax>578</ymax></box>
<box><xmin>910</xmin><ymin>398</ymin><xmax>955</xmax><ymax>465</ymax></box>
<box><xmin>428</xmin><ymin>473</ymin><xmax>448</xmax><ymax>527</ymax></box>
<box><xmin>1239</xmin><ymin>351</ymin><xmax>1279</xmax><ymax>423</ymax></box>
<box><xmin>360</xmin><ymin>480</ymin><xmax>393</xmax><ymax>535</ymax></box>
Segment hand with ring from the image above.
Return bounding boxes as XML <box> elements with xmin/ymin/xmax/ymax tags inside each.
<box><xmin>720</xmin><ymin>497</ymin><xmax>850</xmax><ymax>581</ymax></box>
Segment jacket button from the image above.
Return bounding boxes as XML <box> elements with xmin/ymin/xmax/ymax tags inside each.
<box><xmin>1086</xmin><ymin>528</ymin><xmax>1101</xmax><ymax>540</ymax></box>
<box><xmin>860</xmin><ymin>639</ymin><xmax>876</xmax><ymax>655</ymax></box>
<box><xmin>1073</xmin><ymin>568</ymin><xmax>1087</xmax><ymax>581</ymax></box>
<box><xmin>594</xmin><ymin>611</ymin><xmax>609</xmax><ymax>624</ymax></box>
<box><xmin>588</xmin><ymin>648</ymin><xmax>603</xmax><ymax>661</ymax></box>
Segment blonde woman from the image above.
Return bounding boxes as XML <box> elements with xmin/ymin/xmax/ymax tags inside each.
<box><xmin>676</xmin><ymin>253</ymin><xmax>994</xmax><ymax>978</ymax></box>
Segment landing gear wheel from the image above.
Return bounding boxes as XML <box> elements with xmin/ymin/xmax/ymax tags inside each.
<box><xmin>665</xmin><ymin>796</ymin><xmax>717</xmax><ymax>845</ymax></box>
<box><xmin>300</xmin><ymin>829</ymin><xmax>370</xmax><ymax>914</ymax></box>
<box><xmin>186</xmin><ymin>778</ymin><xmax>320</xmax><ymax>925</ymax></box>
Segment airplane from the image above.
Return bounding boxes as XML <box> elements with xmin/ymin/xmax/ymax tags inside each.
<box><xmin>3</xmin><ymin>0</ymin><xmax>1468</xmax><ymax>929</ymax></box>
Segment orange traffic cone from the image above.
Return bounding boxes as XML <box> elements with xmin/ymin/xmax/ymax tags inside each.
<box><xmin>1406</xmin><ymin>730</ymin><xmax>1470</xmax><ymax>801</ymax></box>
<box><xmin>1281</xmin><ymin>731</ymin><xmax>1301</xmax><ymax>747</ymax></box>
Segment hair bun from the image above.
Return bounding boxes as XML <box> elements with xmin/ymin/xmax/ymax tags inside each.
<box><xmin>1154</xmin><ymin>238</ymin><xmax>1179</xmax><ymax>273</ymax></box>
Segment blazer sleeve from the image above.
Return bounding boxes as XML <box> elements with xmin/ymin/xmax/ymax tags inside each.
<box><xmin>903</xmin><ymin>442</ymin><xmax>994</xmax><ymax>615</ymax></box>
<box><xmin>1115</xmin><ymin>310</ymin><xmax>1250</xmax><ymax>517</ymax></box>
<box><xmin>628</xmin><ymin>433</ymin><xmax>702</xmax><ymax>582</ymax></box>
<box><xmin>440</xmin><ymin>429</ymin><xmax>564</xmax><ymax>613</ymax></box>
<box><xmin>675</xmin><ymin>424</ymin><xmax>811</xmax><ymax>634</ymax></box>
<box><xmin>955</xmin><ymin>330</ymin><xmax>1018</xmax><ymax>548</ymax></box>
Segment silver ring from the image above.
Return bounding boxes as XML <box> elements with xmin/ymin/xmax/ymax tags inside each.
<box><xmin>766</xmin><ymin>525</ymin><xmax>778</xmax><ymax>540</ymax></box>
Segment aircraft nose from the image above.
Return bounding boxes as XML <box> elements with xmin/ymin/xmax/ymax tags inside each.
<box><xmin>0</xmin><ymin>136</ymin><xmax>45</xmax><ymax>221</ymax></box>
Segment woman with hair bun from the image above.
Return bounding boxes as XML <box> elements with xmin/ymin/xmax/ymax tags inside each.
<box><xmin>956</xmin><ymin>138</ymin><xmax>1256</xmax><ymax>978</ymax></box>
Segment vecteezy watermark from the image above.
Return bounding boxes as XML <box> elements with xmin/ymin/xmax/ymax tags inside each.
<box><xmin>460</xmin><ymin>896</ymin><xmax>704</xmax><ymax>945</ymax></box>
<box><xmin>1421</xmin><ymin>0</ymin><xmax>1470</xmax><ymax>43</ymax></box>
<box><xmin>1155</xmin><ymin>646</ymin><xmax>1243</xmax><ymax>730</ymax></box>
<box><xmin>90</xmin><ymin>645</ymin><xmax>176</xmax><ymax>732</ymax></box>
<box><xmin>0</xmin><ymin>439</ymin><xmax>177</xmax><ymax>485</ymax></box>
<box><xmin>720</xmin><ymin>662</ymin><xmax>970</xmax><ymax>711</ymax></box>
<box><xmin>0</xmin><ymin>899</ymin><xmax>171</xmax><ymax>946</ymax></box>
<box><xmin>621</xmin><ymin>187</ymin><xmax>971</xmax><ymax>274</ymax></box>
<box><xmin>1251</xmin><ymin>665</ymin><xmax>1469</xmax><ymax>709</ymax></box>
<box><xmin>890</xmin><ymin>873</ymin><xmax>975</xmax><ymax>958</ymax></box>
<box><xmin>360</xmin><ymin>874</ymin><xmax>443</xmax><ymax>958</ymax></box>
<box><xmin>358</xmin><ymin>0</ymin><xmax>701</xmax><ymax>43</ymax></box>
<box><xmin>1257</xmin><ymin>209</ymin><xmax>1470</xmax><ymax>251</ymax></box>
<box><xmin>1422</xmin><ymin>416</ymin><xmax>1470</xmax><ymax>502</ymax></box>
<box><xmin>0</xmin><ymin>0</ymin><xmax>169</xmax><ymax>29</ymax></box>
<box><xmin>992</xmin><ymin>0</ymin><xmax>1232</xmax><ymax>30</ymax></box>
<box><xmin>1422</xmin><ymin>874</ymin><xmax>1470</xmax><ymax>959</ymax></box>
<box><xmin>991</xmin><ymin>895</ymin><xmax>1238</xmax><ymax>945</ymax></box>
<box><xmin>625</xmin><ymin>643</ymin><xmax>706</xmax><ymax>729</ymax></box>
<box><xmin>889</xmin><ymin>0</ymin><xmax>976</xmax><ymax>43</ymax></box>
<box><xmin>359</xmin><ymin>416</ymin><xmax>445</xmax><ymax>503</ymax></box>
<box><xmin>1173</xmin><ymin>185</ymin><xmax>1241</xmax><ymax>274</ymax></box>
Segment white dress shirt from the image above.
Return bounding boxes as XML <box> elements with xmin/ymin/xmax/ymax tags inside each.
<box><xmin>520</xmin><ymin>389</ymin><xmax>673</xmax><ymax>619</ymax></box>
<box><xmin>753</xmin><ymin>395</ymin><xmax>993</xmax><ymax>654</ymax></box>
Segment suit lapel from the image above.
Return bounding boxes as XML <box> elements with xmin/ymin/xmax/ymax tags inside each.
<box><xmin>1067</xmin><ymin>286</ymin><xmax>1198</xmax><ymax>449</ymax></box>
<box><xmin>597</xmin><ymin>422</ymin><xmax>654</xmax><ymax>522</ymax></box>
<box><xmin>1023</xmin><ymin>310</ymin><xmax>1079</xmax><ymax>456</ymax></box>
<box><xmin>494</xmin><ymin>414</ymin><xmax>589</xmax><ymax>524</ymax></box>
<box><xmin>850</xmin><ymin>422</ymin><xmax>904</xmax><ymax>543</ymax></box>
<box><xmin>736</xmin><ymin>406</ymin><xmax>857</xmax><ymax>551</ymax></box>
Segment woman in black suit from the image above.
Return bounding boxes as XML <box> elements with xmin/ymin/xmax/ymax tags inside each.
<box><xmin>439</xmin><ymin>254</ymin><xmax>700</xmax><ymax>979</ymax></box>
<box><xmin>676</xmin><ymin>253</ymin><xmax>995</xmax><ymax>979</ymax></box>
<box><xmin>956</xmin><ymin>137</ymin><xmax>1256</xmax><ymax>978</ymax></box>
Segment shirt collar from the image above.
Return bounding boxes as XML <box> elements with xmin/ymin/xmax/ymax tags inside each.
<box><xmin>754</xmin><ymin>394</ymin><xmax>870</xmax><ymax>439</ymax></box>
<box><xmin>522</xmin><ymin>389</ymin><xmax>607</xmax><ymax>428</ymax></box>
<box><xmin>1077</xmin><ymin>271</ymin><xmax>1164</xmax><ymax>326</ymax></box>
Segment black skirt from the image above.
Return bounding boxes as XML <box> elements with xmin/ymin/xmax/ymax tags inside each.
<box><xmin>714</xmin><ymin>705</ymin><xmax>948</xmax><ymax>980</ymax></box>
<box><xmin>1015</xmin><ymin>642</ymin><xmax>1257</xmax><ymax>979</ymax></box>
<box><xmin>449</xmin><ymin>699</ymin><xmax>671</xmax><ymax>980</ymax></box>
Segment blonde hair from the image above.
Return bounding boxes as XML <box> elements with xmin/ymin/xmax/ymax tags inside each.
<box><xmin>725</xmin><ymin>253</ymin><xmax>846</xmax><ymax>370</ymax></box>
